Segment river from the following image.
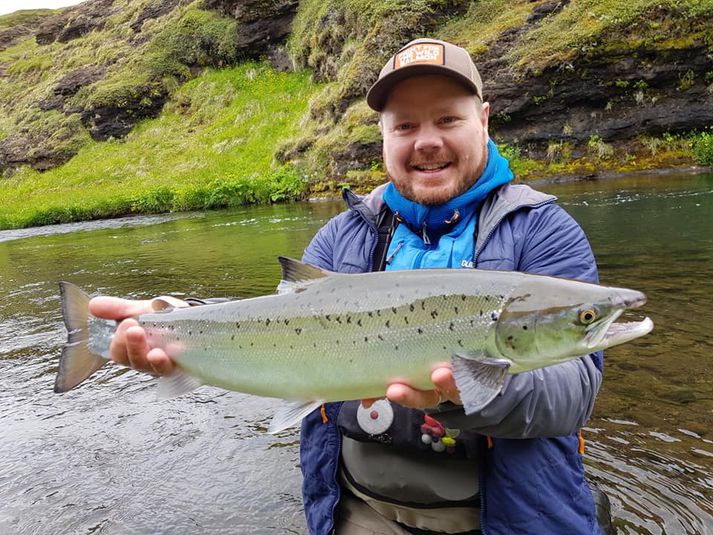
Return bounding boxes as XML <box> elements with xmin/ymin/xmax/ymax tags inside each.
<box><xmin>0</xmin><ymin>171</ymin><xmax>711</xmax><ymax>534</ymax></box>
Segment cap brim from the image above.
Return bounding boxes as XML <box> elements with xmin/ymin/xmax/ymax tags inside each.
<box><xmin>366</xmin><ymin>64</ymin><xmax>481</xmax><ymax>111</ymax></box>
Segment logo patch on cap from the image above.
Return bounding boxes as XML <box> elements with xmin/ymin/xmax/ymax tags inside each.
<box><xmin>394</xmin><ymin>43</ymin><xmax>445</xmax><ymax>69</ymax></box>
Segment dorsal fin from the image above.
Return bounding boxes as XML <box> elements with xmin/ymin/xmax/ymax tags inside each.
<box><xmin>278</xmin><ymin>257</ymin><xmax>330</xmax><ymax>283</ymax></box>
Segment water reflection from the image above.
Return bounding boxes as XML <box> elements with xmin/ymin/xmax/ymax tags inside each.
<box><xmin>0</xmin><ymin>174</ymin><xmax>711</xmax><ymax>534</ymax></box>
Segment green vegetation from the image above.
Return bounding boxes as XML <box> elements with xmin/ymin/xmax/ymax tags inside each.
<box><xmin>437</xmin><ymin>0</ymin><xmax>537</xmax><ymax>56</ymax></box>
<box><xmin>0</xmin><ymin>63</ymin><xmax>318</xmax><ymax>229</ymax></box>
<box><xmin>508</xmin><ymin>0</ymin><xmax>713</xmax><ymax>72</ymax></box>
<box><xmin>692</xmin><ymin>129</ymin><xmax>713</xmax><ymax>166</ymax></box>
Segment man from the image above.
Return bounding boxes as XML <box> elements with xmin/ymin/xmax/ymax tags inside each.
<box><xmin>92</xmin><ymin>39</ymin><xmax>606</xmax><ymax>534</ymax></box>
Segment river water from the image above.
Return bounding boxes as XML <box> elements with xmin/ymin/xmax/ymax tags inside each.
<box><xmin>0</xmin><ymin>171</ymin><xmax>711</xmax><ymax>534</ymax></box>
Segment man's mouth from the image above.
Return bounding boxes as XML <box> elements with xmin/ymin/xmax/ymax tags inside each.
<box><xmin>411</xmin><ymin>162</ymin><xmax>451</xmax><ymax>172</ymax></box>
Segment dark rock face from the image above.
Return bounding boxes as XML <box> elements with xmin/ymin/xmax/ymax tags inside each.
<box><xmin>0</xmin><ymin>135</ymin><xmax>75</xmax><ymax>173</ymax></box>
<box><xmin>485</xmin><ymin>46</ymin><xmax>713</xmax><ymax>158</ymax></box>
<box><xmin>130</xmin><ymin>0</ymin><xmax>181</xmax><ymax>32</ymax></box>
<box><xmin>80</xmin><ymin>90</ymin><xmax>169</xmax><ymax>141</ymax></box>
<box><xmin>204</xmin><ymin>0</ymin><xmax>298</xmax><ymax>66</ymax></box>
<box><xmin>36</xmin><ymin>0</ymin><xmax>115</xmax><ymax>45</ymax></box>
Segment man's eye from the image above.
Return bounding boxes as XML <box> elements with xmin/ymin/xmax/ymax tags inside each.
<box><xmin>440</xmin><ymin>116</ymin><xmax>458</xmax><ymax>124</ymax></box>
<box><xmin>395</xmin><ymin>123</ymin><xmax>414</xmax><ymax>131</ymax></box>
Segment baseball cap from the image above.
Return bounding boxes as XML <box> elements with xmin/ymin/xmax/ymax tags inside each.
<box><xmin>366</xmin><ymin>38</ymin><xmax>483</xmax><ymax>112</ymax></box>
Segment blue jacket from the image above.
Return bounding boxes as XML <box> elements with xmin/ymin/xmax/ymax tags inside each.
<box><xmin>300</xmin><ymin>183</ymin><xmax>604</xmax><ymax>535</ymax></box>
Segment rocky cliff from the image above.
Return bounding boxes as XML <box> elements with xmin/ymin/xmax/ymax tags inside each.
<box><xmin>0</xmin><ymin>0</ymin><xmax>711</xmax><ymax>182</ymax></box>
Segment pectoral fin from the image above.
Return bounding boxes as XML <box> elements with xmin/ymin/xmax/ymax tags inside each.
<box><xmin>269</xmin><ymin>400</ymin><xmax>324</xmax><ymax>434</ymax></box>
<box><xmin>451</xmin><ymin>352</ymin><xmax>511</xmax><ymax>415</ymax></box>
<box><xmin>157</xmin><ymin>372</ymin><xmax>203</xmax><ymax>399</ymax></box>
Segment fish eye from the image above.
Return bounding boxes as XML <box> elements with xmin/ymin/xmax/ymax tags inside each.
<box><xmin>578</xmin><ymin>308</ymin><xmax>598</xmax><ymax>324</ymax></box>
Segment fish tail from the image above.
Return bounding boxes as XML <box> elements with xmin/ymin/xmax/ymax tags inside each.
<box><xmin>55</xmin><ymin>282</ymin><xmax>111</xmax><ymax>393</ymax></box>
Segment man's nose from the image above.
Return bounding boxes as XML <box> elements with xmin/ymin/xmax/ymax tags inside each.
<box><xmin>413</xmin><ymin>125</ymin><xmax>444</xmax><ymax>153</ymax></box>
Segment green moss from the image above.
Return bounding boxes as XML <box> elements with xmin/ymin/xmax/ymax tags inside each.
<box><xmin>437</xmin><ymin>0</ymin><xmax>537</xmax><ymax>57</ymax></box>
<box><xmin>0</xmin><ymin>8</ymin><xmax>57</xmax><ymax>30</ymax></box>
<box><xmin>0</xmin><ymin>62</ymin><xmax>319</xmax><ymax>229</ymax></box>
<box><xmin>508</xmin><ymin>0</ymin><xmax>713</xmax><ymax>72</ymax></box>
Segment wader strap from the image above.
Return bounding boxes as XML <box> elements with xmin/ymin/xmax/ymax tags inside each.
<box><xmin>372</xmin><ymin>205</ymin><xmax>398</xmax><ymax>272</ymax></box>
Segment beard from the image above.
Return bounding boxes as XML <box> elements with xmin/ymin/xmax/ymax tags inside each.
<box><xmin>388</xmin><ymin>171</ymin><xmax>476</xmax><ymax>206</ymax></box>
<box><xmin>386</xmin><ymin>147</ymin><xmax>487</xmax><ymax>206</ymax></box>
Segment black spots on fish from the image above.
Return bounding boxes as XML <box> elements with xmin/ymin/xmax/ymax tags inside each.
<box><xmin>336</xmin><ymin>316</ymin><xmax>342</xmax><ymax>324</ymax></box>
<box><xmin>199</xmin><ymin>330</ymin><xmax>203</xmax><ymax>335</ymax></box>
<box><xmin>336</xmin><ymin>339</ymin><xmax>340</xmax><ymax>345</ymax></box>
<box><xmin>391</xmin><ymin>307</ymin><xmax>397</xmax><ymax>315</ymax></box>
<box><xmin>404</xmin><ymin>316</ymin><xmax>409</xmax><ymax>325</ymax></box>
<box><xmin>295</xmin><ymin>327</ymin><xmax>303</xmax><ymax>335</ymax></box>
<box><xmin>442</xmin><ymin>346</ymin><xmax>447</xmax><ymax>351</ymax></box>
<box><xmin>479</xmin><ymin>310</ymin><xmax>483</xmax><ymax>317</ymax></box>
<box><xmin>448</xmin><ymin>322</ymin><xmax>455</xmax><ymax>332</ymax></box>
<box><xmin>376</xmin><ymin>309</ymin><xmax>382</xmax><ymax>317</ymax></box>
<box><xmin>385</xmin><ymin>320</ymin><xmax>391</xmax><ymax>328</ymax></box>
<box><xmin>491</xmin><ymin>312</ymin><xmax>499</xmax><ymax>322</ymax></box>
<box><xmin>377</xmin><ymin>334</ymin><xmax>384</xmax><ymax>341</ymax></box>
<box><xmin>231</xmin><ymin>334</ymin><xmax>235</xmax><ymax>341</ymax></box>
<box><xmin>284</xmin><ymin>319</ymin><xmax>290</xmax><ymax>326</ymax></box>
<box><xmin>420</xmin><ymin>301</ymin><xmax>426</xmax><ymax>311</ymax></box>
<box><xmin>485</xmin><ymin>296</ymin><xmax>490</xmax><ymax>302</ymax></box>
<box><xmin>265</xmin><ymin>318</ymin><xmax>271</xmax><ymax>327</ymax></box>
<box><xmin>346</xmin><ymin>316</ymin><xmax>352</xmax><ymax>325</ymax></box>
<box><xmin>454</xmin><ymin>306</ymin><xmax>459</xmax><ymax>314</ymax></box>
<box><xmin>168</xmin><ymin>325</ymin><xmax>174</xmax><ymax>331</ymax></box>
<box><xmin>250</xmin><ymin>342</ymin><xmax>254</xmax><ymax>347</ymax></box>
<box><xmin>357</xmin><ymin>318</ymin><xmax>362</xmax><ymax>327</ymax></box>
<box><xmin>469</xmin><ymin>319</ymin><xmax>475</xmax><ymax>327</ymax></box>
<box><xmin>457</xmin><ymin>339</ymin><xmax>464</xmax><ymax>347</ymax></box>
<box><xmin>152</xmin><ymin>322</ymin><xmax>156</xmax><ymax>328</ymax></box>
<box><xmin>289</xmin><ymin>344</ymin><xmax>294</xmax><ymax>350</ymax></box>
<box><xmin>349</xmin><ymin>358</ymin><xmax>354</xmax><ymax>363</ymax></box>
<box><xmin>188</xmin><ymin>330</ymin><xmax>192</xmax><ymax>336</ymax></box>
<box><xmin>430</xmin><ymin>310</ymin><xmax>439</xmax><ymax>319</ymax></box>
<box><xmin>409</xmin><ymin>304</ymin><xmax>415</xmax><ymax>312</ymax></box>
<box><xmin>394</xmin><ymin>345</ymin><xmax>399</xmax><ymax>351</ymax></box>
<box><xmin>352</xmin><ymin>340</ymin><xmax>357</xmax><ymax>345</ymax></box>
<box><xmin>235</xmin><ymin>322</ymin><xmax>241</xmax><ymax>329</ymax></box>
<box><xmin>522</xmin><ymin>325</ymin><xmax>528</xmax><ymax>330</ymax></box>
<box><xmin>325</xmin><ymin>314</ymin><xmax>331</xmax><ymax>321</ymax></box>
<box><xmin>313</xmin><ymin>342</ymin><xmax>317</xmax><ymax>348</ymax></box>
<box><xmin>368</xmin><ymin>311</ymin><xmax>374</xmax><ymax>318</ymax></box>
<box><xmin>461</xmin><ymin>295</ymin><xmax>467</xmax><ymax>301</ymax></box>
<box><xmin>417</xmin><ymin>328</ymin><xmax>423</xmax><ymax>334</ymax></box>
<box><xmin>364</xmin><ymin>336</ymin><xmax>369</xmax><ymax>343</ymax></box>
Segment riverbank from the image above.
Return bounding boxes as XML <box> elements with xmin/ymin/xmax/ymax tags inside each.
<box><xmin>0</xmin><ymin>129</ymin><xmax>710</xmax><ymax>230</ymax></box>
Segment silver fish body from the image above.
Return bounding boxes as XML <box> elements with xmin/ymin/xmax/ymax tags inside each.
<box><xmin>56</xmin><ymin>258</ymin><xmax>653</xmax><ymax>430</ymax></box>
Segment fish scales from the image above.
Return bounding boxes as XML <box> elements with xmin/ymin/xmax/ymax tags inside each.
<box><xmin>141</xmin><ymin>277</ymin><xmax>508</xmax><ymax>401</ymax></box>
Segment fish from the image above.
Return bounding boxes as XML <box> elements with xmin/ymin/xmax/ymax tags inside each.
<box><xmin>55</xmin><ymin>257</ymin><xmax>653</xmax><ymax>432</ymax></box>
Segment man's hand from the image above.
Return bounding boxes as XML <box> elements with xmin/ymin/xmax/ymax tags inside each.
<box><xmin>89</xmin><ymin>296</ymin><xmax>176</xmax><ymax>376</ymax></box>
<box><xmin>363</xmin><ymin>366</ymin><xmax>462</xmax><ymax>410</ymax></box>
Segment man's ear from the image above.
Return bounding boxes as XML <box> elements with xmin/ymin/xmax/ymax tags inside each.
<box><xmin>481</xmin><ymin>102</ymin><xmax>490</xmax><ymax>134</ymax></box>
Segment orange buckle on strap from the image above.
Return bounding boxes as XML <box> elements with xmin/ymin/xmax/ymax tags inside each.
<box><xmin>578</xmin><ymin>431</ymin><xmax>585</xmax><ymax>455</ymax></box>
<box><xmin>320</xmin><ymin>404</ymin><xmax>328</xmax><ymax>424</ymax></box>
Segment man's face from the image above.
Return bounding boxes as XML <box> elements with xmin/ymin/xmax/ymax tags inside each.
<box><xmin>380</xmin><ymin>75</ymin><xmax>490</xmax><ymax>206</ymax></box>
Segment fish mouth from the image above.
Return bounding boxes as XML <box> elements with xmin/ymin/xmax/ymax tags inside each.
<box><xmin>585</xmin><ymin>289</ymin><xmax>653</xmax><ymax>350</ymax></box>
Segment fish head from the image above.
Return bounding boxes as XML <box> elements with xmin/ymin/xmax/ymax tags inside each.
<box><xmin>493</xmin><ymin>277</ymin><xmax>653</xmax><ymax>367</ymax></box>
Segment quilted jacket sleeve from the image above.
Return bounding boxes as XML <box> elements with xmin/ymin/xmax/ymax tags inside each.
<box><xmin>436</xmin><ymin>203</ymin><xmax>604</xmax><ymax>438</ymax></box>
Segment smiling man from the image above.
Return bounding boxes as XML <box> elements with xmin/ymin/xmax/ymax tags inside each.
<box><xmin>90</xmin><ymin>39</ymin><xmax>611</xmax><ymax>535</ymax></box>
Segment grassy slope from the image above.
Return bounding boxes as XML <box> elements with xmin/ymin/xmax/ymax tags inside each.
<box><xmin>0</xmin><ymin>0</ymin><xmax>711</xmax><ymax>228</ymax></box>
<box><xmin>0</xmin><ymin>63</ymin><xmax>318</xmax><ymax>229</ymax></box>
